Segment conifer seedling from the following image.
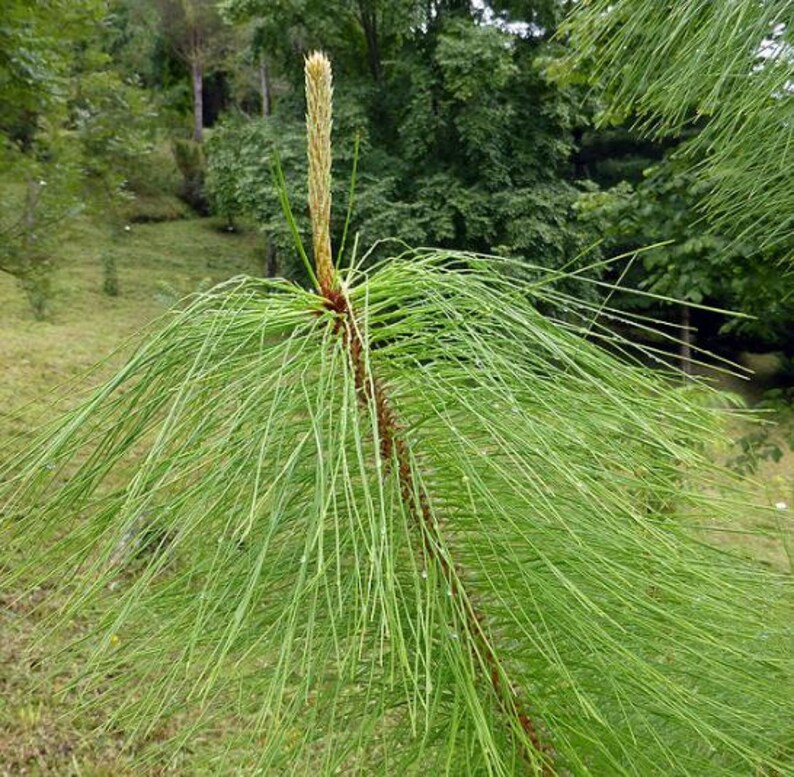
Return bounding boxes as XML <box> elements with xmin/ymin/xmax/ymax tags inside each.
<box><xmin>1</xmin><ymin>53</ymin><xmax>791</xmax><ymax>775</ymax></box>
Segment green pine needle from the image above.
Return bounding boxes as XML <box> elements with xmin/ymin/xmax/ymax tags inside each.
<box><xmin>1</xmin><ymin>253</ymin><xmax>791</xmax><ymax>774</ymax></box>
<box><xmin>559</xmin><ymin>0</ymin><xmax>793</xmax><ymax>259</ymax></box>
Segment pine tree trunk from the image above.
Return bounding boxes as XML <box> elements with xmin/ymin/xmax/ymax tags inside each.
<box><xmin>191</xmin><ymin>57</ymin><xmax>204</xmax><ymax>143</ymax></box>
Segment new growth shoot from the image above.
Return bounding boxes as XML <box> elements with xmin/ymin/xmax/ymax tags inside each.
<box><xmin>305</xmin><ymin>51</ymin><xmax>335</xmax><ymax>294</ymax></box>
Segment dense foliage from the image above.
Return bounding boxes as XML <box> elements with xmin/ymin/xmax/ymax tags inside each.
<box><xmin>1</xmin><ymin>0</ymin><xmax>792</xmax><ymax>362</ymax></box>
<box><xmin>205</xmin><ymin>4</ymin><xmax>600</xmax><ymax>284</ymax></box>
<box><xmin>561</xmin><ymin>0</ymin><xmax>793</xmax><ymax>260</ymax></box>
<box><xmin>3</xmin><ymin>250</ymin><xmax>792</xmax><ymax>773</ymax></box>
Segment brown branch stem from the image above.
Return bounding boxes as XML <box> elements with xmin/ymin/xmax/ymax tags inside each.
<box><xmin>324</xmin><ymin>288</ymin><xmax>554</xmax><ymax>774</ymax></box>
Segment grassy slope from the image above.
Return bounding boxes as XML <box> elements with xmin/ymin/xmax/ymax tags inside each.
<box><xmin>0</xmin><ymin>213</ymin><xmax>791</xmax><ymax>774</ymax></box>
<box><xmin>0</xmin><ymin>215</ymin><xmax>262</xmax><ymax>445</ymax></box>
<box><xmin>0</xmin><ymin>213</ymin><xmax>264</xmax><ymax>775</ymax></box>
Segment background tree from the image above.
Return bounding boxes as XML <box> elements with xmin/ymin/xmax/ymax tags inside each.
<box><xmin>0</xmin><ymin>0</ymin><xmax>100</xmax><ymax>315</ymax></box>
<box><xmin>72</xmin><ymin>66</ymin><xmax>157</xmax><ymax>296</ymax></box>
<box><xmin>0</xmin><ymin>145</ymin><xmax>83</xmax><ymax>318</ymax></box>
<box><xmin>154</xmin><ymin>0</ymin><xmax>230</xmax><ymax>143</ymax></box>
<box><xmin>0</xmin><ymin>0</ymin><xmax>169</xmax><ymax>314</ymax></box>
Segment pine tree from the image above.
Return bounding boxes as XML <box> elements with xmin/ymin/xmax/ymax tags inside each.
<box><xmin>1</xmin><ymin>53</ymin><xmax>791</xmax><ymax>774</ymax></box>
<box><xmin>560</xmin><ymin>0</ymin><xmax>793</xmax><ymax>260</ymax></box>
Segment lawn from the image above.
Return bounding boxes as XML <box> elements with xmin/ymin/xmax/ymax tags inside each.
<box><xmin>0</xmin><ymin>213</ymin><xmax>263</xmax><ymax>446</ymax></box>
<box><xmin>0</xmin><ymin>213</ymin><xmax>265</xmax><ymax>774</ymax></box>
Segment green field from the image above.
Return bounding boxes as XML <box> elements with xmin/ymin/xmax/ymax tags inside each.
<box><xmin>1</xmin><ymin>214</ymin><xmax>262</xmax><ymax>436</ymax></box>
<box><xmin>0</xmin><ymin>214</ymin><xmax>267</xmax><ymax>773</ymax></box>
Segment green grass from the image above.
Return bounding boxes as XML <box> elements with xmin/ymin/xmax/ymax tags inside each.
<box><xmin>0</xmin><ymin>218</ymin><xmax>791</xmax><ymax>774</ymax></box>
<box><xmin>709</xmin><ymin>417</ymin><xmax>794</xmax><ymax>573</ymax></box>
<box><xmin>0</xmin><ymin>212</ymin><xmax>269</xmax><ymax>773</ymax></box>
<box><xmin>0</xmin><ymin>213</ymin><xmax>263</xmax><ymax>441</ymax></box>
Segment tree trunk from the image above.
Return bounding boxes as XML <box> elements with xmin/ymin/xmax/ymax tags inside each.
<box><xmin>22</xmin><ymin>177</ymin><xmax>40</xmax><ymax>251</ymax></box>
<box><xmin>680</xmin><ymin>305</ymin><xmax>693</xmax><ymax>376</ymax></box>
<box><xmin>191</xmin><ymin>56</ymin><xmax>204</xmax><ymax>143</ymax></box>
<box><xmin>357</xmin><ymin>3</ymin><xmax>382</xmax><ymax>82</ymax></box>
<box><xmin>264</xmin><ymin>240</ymin><xmax>277</xmax><ymax>278</ymax></box>
<box><xmin>259</xmin><ymin>57</ymin><xmax>272</xmax><ymax>117</ymax></box>
<box><xmin>20</xmin><ymin>177</ymin><xmax>50</xmax><ymax>319</ymax></box>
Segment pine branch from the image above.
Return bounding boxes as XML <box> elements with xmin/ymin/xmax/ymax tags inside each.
<box><xmin>0</xmin><ymin>50</ymin><xmax>791</xmax><ymax>776</ymax></box>
<box><xmin>559</xmin><ymin>0</ymin><xmax>794</xmax><ymax>258</ymax></box>
<box><xmin>308</xmin><ymin>51</ymin><xmax>551</xmax><ymax>770</ymax></box>
<box><xmin>325</xmin><ymin>283</ymin><xmax>554</xmax><ymax>772</ymax></box>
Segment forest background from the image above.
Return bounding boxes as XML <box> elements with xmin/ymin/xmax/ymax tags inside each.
<box><xmin>2</xmin><ymin>0</ymin><xmax>792</xmax><ymax>359</ymax></box>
